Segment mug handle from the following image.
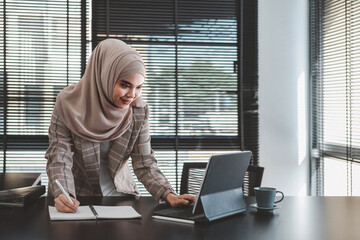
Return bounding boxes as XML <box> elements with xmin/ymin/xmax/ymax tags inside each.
<box><xmin>274</xmin><ymin>191</ymin><xmax>284</xmax><ymax>203</ymax></box>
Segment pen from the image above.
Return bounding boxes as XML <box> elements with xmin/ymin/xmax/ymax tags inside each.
<box><xmin>55</xmin><ymin>179</ymin><xmax>75</xmax><ymax>205</ymax></box>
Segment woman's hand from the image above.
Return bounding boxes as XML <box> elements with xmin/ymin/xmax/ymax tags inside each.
<box><xmin>54</xmin><ymin>193</ymin><xmax>80</xmax><ymax>213</ymax></box>
<box><xmin>166</xmin><ymin>193</ymin><xmax>197</xmax><ymax>207</ymax></box>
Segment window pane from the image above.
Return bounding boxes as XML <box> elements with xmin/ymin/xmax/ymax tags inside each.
<box><xmin>0</xmin><ymin>0</ymin><xmax>90</xmax><ymax>184</ymax></box>
<box><xmin>312</xmin><ymin>0</ymin><xmax>360</xmax><ymax>195</ymax></box>
<box><xmin>5</xmin><ymin>0</ymin><xmax>83</xmax><ymax>135</ymax></box>
<box><xmin>324</xmin><ymin>157</ymin><xmax>348</xmax><ymax>196</ymax></box>
<box><xmin>178</xmin><ymin>45</ymin><xmax>238</xmax><ymax>136</ymax></box>
<box><xmin>133</xmin><ymin>44</ymin><xmax>177</xmax><ymax>136</ymax></box>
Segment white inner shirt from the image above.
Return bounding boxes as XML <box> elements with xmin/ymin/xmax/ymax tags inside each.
<box><xmin>99</xmin><ymin>141</ymin><xmax>127</xmax><ymax>196</ymax></box>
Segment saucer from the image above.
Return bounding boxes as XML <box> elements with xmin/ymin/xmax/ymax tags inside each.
<box><xmin>250</xmin><ymin>203</ymin><xmax>281</xmax><ymax>213</ymax></box>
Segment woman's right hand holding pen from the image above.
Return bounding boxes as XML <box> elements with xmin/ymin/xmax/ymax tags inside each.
<box><xmin>54</xmin><ymin>193</ymin><xmax>80</xmax><ymax>213</ymax></box>
<box><xmin>54</xmin><ymin>179</ymin><xmax>80</xmax><ymax>212</ymax></box>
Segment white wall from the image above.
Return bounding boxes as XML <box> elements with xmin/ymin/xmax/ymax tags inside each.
<box><xmin>259</xmin><ymin>0</ymin><xmax>309</xmax><ymax>196</ymax></box>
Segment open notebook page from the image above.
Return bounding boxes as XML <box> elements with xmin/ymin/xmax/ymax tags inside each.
<box><xmin>48</xmin><ymin>205</ymin><xmax>141</xmax><ymax>221</ymax></box>
<box><xmin>93</xmin><ymin>205</ymin><xmax>141</xmax><ymax>219</ymax></box>
<box><xmin>48</xmin><ymin>206</ymin><xmax>96</xmax><ymax>220</ymax></box>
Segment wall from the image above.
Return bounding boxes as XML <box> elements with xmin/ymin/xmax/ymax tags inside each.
<box><xmin>258</xmin><ymin>0</ymin><xmax>309</xmax><ymax>196</ymax></box>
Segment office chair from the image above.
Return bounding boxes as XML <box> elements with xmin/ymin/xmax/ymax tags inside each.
<box><xmin>179</xmin><ymin>162</ymin><xmax>264</xmax><ymax>196</ymax></box>
<box><xmin>242</xmin><ymin>165</ymin><xmax>264</xmax><ymax>196</ymax></box>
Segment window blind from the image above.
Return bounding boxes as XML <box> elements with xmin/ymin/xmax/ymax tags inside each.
<box><xmin>0</xmin><ymin>0</ymin><xmax>90</xmax><ymax>190</ymax></box>
<box><xmin>92</xmin><ymin>0</ymin><xmax>258</xmax><ymax>194</ymax></box>
<box><xmin>311</xmin><ymin>0</ymin><xmax>360</xmax><ymax>196</ymax></box>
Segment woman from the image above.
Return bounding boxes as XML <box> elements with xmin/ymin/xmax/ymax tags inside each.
<box><xmin>45</xmin><ymin>38</ymin><xmax>195</xmax><ymax>213</ymax></box>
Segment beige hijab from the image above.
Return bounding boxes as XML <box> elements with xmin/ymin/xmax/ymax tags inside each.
<box><xmin>55</xmin><ymin>39</ymin><xmax>146</xmax><ymax>142</ymax></box>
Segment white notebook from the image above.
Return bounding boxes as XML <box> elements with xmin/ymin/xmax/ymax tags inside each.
<box><xmin>48</xmin><ymin>205</ymin><xmax>141</xmax><ymax>221</ymax></box>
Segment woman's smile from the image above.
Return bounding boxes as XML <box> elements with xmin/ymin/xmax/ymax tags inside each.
<box><xmin>120</xmin><ymin>97</ymin><xmax>132</xmax><ymax>105</ymax></box>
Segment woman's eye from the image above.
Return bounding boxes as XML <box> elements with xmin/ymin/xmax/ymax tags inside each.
<box><xmin>136</xmin><ymin>86</ymin><xmax>142</xmax><ymax>89</ymax></box>
<box><xmin>121</xmin><ymin>84</ymin><xmax>129</xmax><ymax>88</ymax></box>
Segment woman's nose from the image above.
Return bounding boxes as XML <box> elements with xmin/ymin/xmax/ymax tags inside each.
<box><xmin>127</xmin><ymin>88</ymin><xmax>136</xmax><ymax>98</ymax></box>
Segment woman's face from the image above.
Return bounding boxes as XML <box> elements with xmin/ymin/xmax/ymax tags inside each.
<box><xmin>112</xmin><ymin>73</ymin><xmax>144</xmax><ymax>109</ymax></box>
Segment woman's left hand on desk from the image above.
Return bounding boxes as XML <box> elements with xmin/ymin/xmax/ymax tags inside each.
<box><xmin>166</xmin><ymin>193</ymin><xmax>196</xmax><ymax>207</ymax></box>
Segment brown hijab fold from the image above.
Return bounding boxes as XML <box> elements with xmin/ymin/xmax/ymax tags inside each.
<box><xmin>55</xmin><ymin>39</ymin><xmax>146</xmax><ymax>142</ymax></box>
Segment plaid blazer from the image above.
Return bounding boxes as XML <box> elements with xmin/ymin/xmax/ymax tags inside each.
<box><xmin>45</xmin><ymin>105</ymin><xmax>173</xmax><ymax>201</ymax></box>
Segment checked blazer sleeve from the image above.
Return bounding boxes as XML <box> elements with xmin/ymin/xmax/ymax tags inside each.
<box><xmin>131</xmin><ymin>106</ymin><xmax>174</xmax><ymax>201</ymax></box>
<box><xmin>45</xmin><ymin>110</ymin><xmax>76</xmax><ymax>198</ymax></box>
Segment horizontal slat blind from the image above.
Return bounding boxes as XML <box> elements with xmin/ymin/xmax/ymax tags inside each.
<box><xmin>177</xmin><ymin>45</ymin><xmax>238</xmax><ymax>136</ymax></box>
<box><xmin>311</xmin><ymin>0</ymin><xmax>360</xmax><ymax>196</ymax></box>
<box><xmin>0</xmin><ymin>0</ymin><xmax>3</xmax><ymax>172</ymax></box>
<box><xmin>129</xmin><ymin>43</ymin><xmax>177</xmax><ymax>136</ymax></box>
<box><xmin>242</xmin><ymin>0</ymin><xmax>259</xmax><ymax>160</ymax></box>
<box><xmin>1</xmin><ymin>0</ymin><xmax>89</xmax><ymax>191</ymax></box>
<box><xmin>93</xmin><ymin>0</ymin><xmax>258</xmax><ymax>195</ymax></box>
<box><xmin>93</xmin><ymin>0</ymin><xmax>239</xmax><ymax>141</ymax></box>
